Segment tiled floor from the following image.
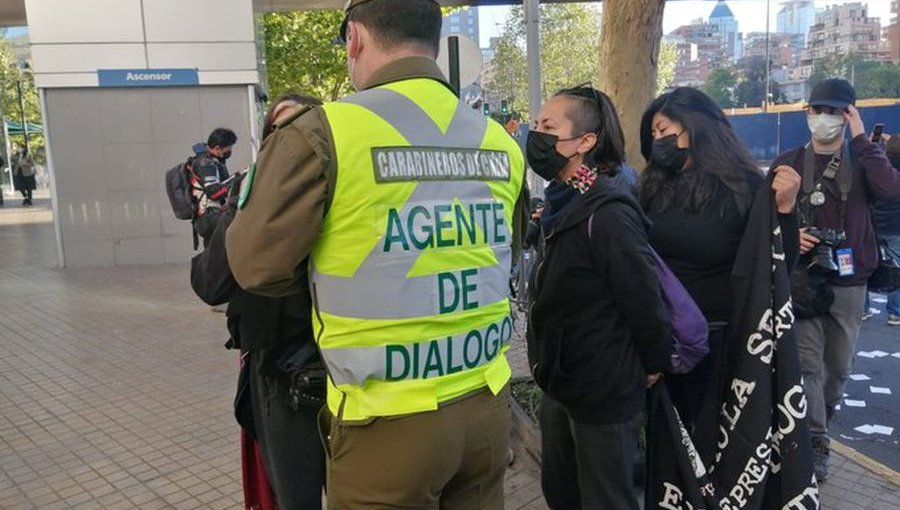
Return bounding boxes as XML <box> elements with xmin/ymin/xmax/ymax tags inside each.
<box><xmin>0</xmin><ymin>199</ymin><xmax>547</xmax><ymax>510</ymax></box>
<box><xmin>0</xmin><ymin>198</ymin><xmax>897</xmax><ymax>510</ymax></box>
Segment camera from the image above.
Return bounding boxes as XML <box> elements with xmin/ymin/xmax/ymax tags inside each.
<box><xmin>805</xmin><ymin>227</ymin><xmax>847</xmax><ymax>274</ymax></box>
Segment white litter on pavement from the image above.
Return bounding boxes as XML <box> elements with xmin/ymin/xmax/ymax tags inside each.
<box><xmin>849</xmin><ymin>374</ymin><xmax>871</xmax><ymax>381</ymax></box>
<box><xmin>844</xmin><ymin>399</ymin><xmax>867</xmax><ymax>407</ymax></box>
<box><xmin>871</xmin><ymin>425</ymin><xmax>894</xmax><ymax>436</ymax></box>
<box><xmin>869</xmin><ymin>386</ymin><xmax>892</xmax><ymax>395</ymax></box>
<box><xmin>858</xmin><ymin>351</ymin><xmax>890</xmax><ymax>358</ymax></box>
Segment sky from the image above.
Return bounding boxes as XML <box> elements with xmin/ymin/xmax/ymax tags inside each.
<box><xmin>0</xmin><ymin>27</ymin><xmax>28</xmax><ymax>39</ymax></box>
<box><xmin>478</xmin><ymin>0</ymin><xmax>895</xmax><ymax>47</ymax></box>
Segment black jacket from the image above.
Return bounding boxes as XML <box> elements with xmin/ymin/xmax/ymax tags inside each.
<box><xmin>871</xmin><ymin>142</ymin><xmax>900</xmax><ymax>237</ymax></box>
<box><xmin>190</xmin><ymin>207</ymin><xmax>320</xmax><ymax>381</ymax></box>
<box><xmin>527</xmin><ymin>174</ymin><xmax>673</xmax><ymax>425</ymax></box>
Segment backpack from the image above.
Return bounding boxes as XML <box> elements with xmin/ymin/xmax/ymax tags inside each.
<box><xmin>165</xmin><ymin>157</ymin><xmax>197</xmax><ymax>220</ymax></box>
<box><xmin>588</xmin><ymin>213</ymin><xmax>709</xmax><ymax>374</ymax></box>
<box><xmin>649</xmin><ymin>248</ymin><xmax>710</xmax><ymax>374</ymax></box>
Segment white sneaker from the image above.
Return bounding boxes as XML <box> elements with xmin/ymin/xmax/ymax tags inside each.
<box><xmin>888</xmin><ymin>314</ymin><xmax>900</xmax><ymax>326</ymax></box>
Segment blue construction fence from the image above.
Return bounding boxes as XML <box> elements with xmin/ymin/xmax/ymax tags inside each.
<box><xmin>729</xmin><ymin>103</ymin><xmax>900</xmax><ymax>163</ymax></box>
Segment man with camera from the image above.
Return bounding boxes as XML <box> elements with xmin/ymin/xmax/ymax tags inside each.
<box><xmin>773</xmin><ymin>79</ymin><xmax>900</xmax><ymax>482</ymax></box>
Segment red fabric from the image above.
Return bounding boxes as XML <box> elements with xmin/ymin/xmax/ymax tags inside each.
<box><xmin>241</xmin><ymin>428</ymin><xmax>279</xmax><ymax>510</ymax></box>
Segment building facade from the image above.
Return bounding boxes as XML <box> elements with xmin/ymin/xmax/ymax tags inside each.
<box><xmin>709</xmin><ymin>1</ymin><xmax>742</xmax><ymax>62</ymax></box>
<box><xmin>804</xmin><ymin>3</ymin><xmax>888</xmax><ymax>63</ymax></box>
<box><xmin>666</xmin><ymin>18</ymin><xmax>727</xmax><ymax>87</ymax></box>
<box><xmin>742</xmin><ymin>32</ymin><xmax>801</xmax><ymax>68</ymax></box>
<box><xmin>441</xmin><ymin>8</ymin><xmax>479</xmax><ymax>47</ymax></box>
<box><xmin>777</xmin><ymin>1</ymin><xmax>818</xmax><ymax>47</ymax></box>
<box><xmin>887</xmin><ymin>0</ymin><xmax>900</xmax><ymax>62</ymax></box>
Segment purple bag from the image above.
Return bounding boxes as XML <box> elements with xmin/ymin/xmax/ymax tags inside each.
<box><xmin>588</xmin><ymin>215</ymin><xmax>709</xmax><ymax>374</ymax></box>
<box><xmin>649</xmin><ymin>250</ymin><xmax>710</xmax><ymax>374</ymax></box>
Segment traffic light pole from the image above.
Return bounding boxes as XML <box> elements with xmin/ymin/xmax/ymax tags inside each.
<box><xmin>448</xmin><ymin>36</ymin><xmax>460</xmax><ymax>94</ymax></box>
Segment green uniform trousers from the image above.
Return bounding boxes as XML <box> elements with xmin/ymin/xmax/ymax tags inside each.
<box><xmin>326</xmin><ymin>386</ymin><xmax>510</xmax><ymax>509</ymax></box>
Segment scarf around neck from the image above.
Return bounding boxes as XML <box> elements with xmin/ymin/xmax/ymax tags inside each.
<box><xmin>540</xmin><ymin>165</ymin><xmax>599</xmax><ymax>230</ymax></box>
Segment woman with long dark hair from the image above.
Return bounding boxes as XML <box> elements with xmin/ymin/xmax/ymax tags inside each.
<box><xmin>526</xmin><ymin>85</ymin><xmax>672</xmax><ymax>509</ymax></box>
<box><xmin>639</xmin><ymin>87</ymin><xmax>801</xmax><ymax>429</ymax></box>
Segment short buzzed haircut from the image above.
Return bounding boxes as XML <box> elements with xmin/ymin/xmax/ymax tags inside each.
<box><xmin>349</xmin><ymin>0</ymin><xmax>442</xmax><ymax>55</ymax></box>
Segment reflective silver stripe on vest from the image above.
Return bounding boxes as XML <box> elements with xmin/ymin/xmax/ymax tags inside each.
<box><xmin>322</xmin><ymin>314</ymin><xmax>514</xmax><ymax>386</ymax></box>
<box><xmin>313</xmin><ymin>88</ymin><xmax>513</xmax><ymax>320</ymax></box>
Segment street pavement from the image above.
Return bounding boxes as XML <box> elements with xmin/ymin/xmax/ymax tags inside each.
<box><xmin>0</xmin><ymin>195</ymin><xmax>897</xmax><ymax>509</ymax></box>
<box><xmin>829</xmin><ymin>295</ymin><xmax>900</xmax><ymax>474</ymax></box>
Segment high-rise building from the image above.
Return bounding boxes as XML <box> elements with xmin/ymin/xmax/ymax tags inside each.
<box><xmin>777</xmin><ymin>1</ymin><xmax>818</xmax><ymax>47</ymax></box>
<box><xmin>441</xmin><ymin>8</ymin><xmax>480</xmax><ymax>47</ymax></box>
<box><xmin>887</xmin><ymin>0</ymin><xmax>900</xmax><ymax>62</ymax></box>
<box><xmin>803</xmin><ymin>3</ymin><xmax>888</xmax><ymax>63</ymax></box>
<box><xmin>709</xmin><ymin>1</ymin><xmax>742</xmax><ymax>62</ymax></box>
<box><xmin>665</xmin><ymin>18</ymin><xmax>727</xmax><ymax>86</ymax></box>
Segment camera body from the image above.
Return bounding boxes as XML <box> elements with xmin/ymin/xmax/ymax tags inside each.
<box><xmin>805</xmin><ymin>227</ymin><xmax>847</xmax><ymax>274</ymax></box>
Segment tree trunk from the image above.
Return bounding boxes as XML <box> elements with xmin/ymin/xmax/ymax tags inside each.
<box><xmin>598</xmin><ymin>0</ymin><xmax>666</xmax><ymax>170</ymax></box>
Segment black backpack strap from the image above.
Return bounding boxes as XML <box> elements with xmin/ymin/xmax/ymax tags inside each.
<box><xmin>839</xmin><ymin>141</ymin><xmax>854</xmax><ymax>200</ymax></box>
<box><xmin>801</xmin><ymin>144</ymin><xmax>816</xmax><ymax>195</ymax></box>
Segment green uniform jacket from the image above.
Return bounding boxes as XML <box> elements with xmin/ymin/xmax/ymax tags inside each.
<box><xmin>227</xmin><ymin>57</ymin><xmax>528</xmax><ymax>297</ymax></box>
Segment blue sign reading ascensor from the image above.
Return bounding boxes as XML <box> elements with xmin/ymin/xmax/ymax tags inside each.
<box><xmin>98</xmin><ymin>68</ymin><xmax>199</xmax><ymax>87</ymax></box>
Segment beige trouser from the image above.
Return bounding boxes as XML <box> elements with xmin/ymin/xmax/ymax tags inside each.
<box><xmin>326</xmin><ymin>386</ymin><xmax>510</xmax><ymax>510</ymax></box>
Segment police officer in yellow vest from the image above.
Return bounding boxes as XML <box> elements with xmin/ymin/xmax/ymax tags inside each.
<box><xmin>226</xmin><ymin>0</ymin><xmax>527</xmax><ymax>507</ymax></box>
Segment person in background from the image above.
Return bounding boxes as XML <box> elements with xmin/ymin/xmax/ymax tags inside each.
<box><xmin>193</xmin><ymin>128</ymin><xmax>237</xmax><ymax>245</ymax></box>
<box><xmin>871</xmin><ymin>132</ymin><xmax>900</xmax><ymax>326</ymax></box>
<box><xmin>772</xmin><ymin>78</ymin><xmax>900</xmax><ymax>482</ymax></box>
<box><xmin>11</xmin><ymin>146</ymin><xmax>36</xmax><ymax>206</ymax></box>
<box><xmin>526</xmin><ymin>85</ymin><xmax>672</xmax><ymax>510</ymax></box>
<box><xmin>639</xmin><ymin>87</ymin><xmax>801</xmax><ymax>431</ymax></box>
<box><xmin>191</xmin><ymin>93</ymin><xmax>326</xmax><ymax>510</ymax></box>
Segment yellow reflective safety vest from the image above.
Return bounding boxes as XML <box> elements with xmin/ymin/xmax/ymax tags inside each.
<box><xmin>311</xmin><ymin>77</ymin><xmax>525</xmax><ymax>421</ymax></box>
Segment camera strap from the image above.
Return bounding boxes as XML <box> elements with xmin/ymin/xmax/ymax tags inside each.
<box><xmin>802</xmin><ymin>141</ymin><xmax>853</xmax><ymax>230</ymax></box>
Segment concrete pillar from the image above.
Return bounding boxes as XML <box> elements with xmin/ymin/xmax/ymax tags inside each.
<box><xmin>25</xmin><ymin>0</ymin><xmax>260</xmax><ymax>267</ymax></box>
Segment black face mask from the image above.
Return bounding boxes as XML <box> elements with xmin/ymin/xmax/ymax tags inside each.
<box><xmin>650</xmin><ymin>134</ymin><xmax>688</xmax><ymax>174</ymax></box>
<box><xmin>220</xmin><ymin>150</ymin><xmax>232</xmax><ymax>161</ymax></box>
<box><xmin>526</xmin><ymin>130</ymin><xmax>579</xmax><ymax>181</ymax></box>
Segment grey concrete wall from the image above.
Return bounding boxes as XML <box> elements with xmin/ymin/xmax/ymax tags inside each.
<box><xmin>45</xmin><ymin>86</ymin><xmax>252</xmax><ymax>267</ymax></box>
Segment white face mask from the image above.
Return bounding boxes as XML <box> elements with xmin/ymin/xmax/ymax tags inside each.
<box><xmin>807</xmin><ymin>113</ymin><xmax>845</xmax><ymax>142</ymax></box>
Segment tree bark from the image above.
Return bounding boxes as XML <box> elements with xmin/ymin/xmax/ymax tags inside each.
<box><xmin>598</xmin><ymin>0</ymin><xmax>666</xmax><ymax>170</ymax></box>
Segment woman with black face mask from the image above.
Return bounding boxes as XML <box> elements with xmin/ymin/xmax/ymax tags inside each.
<box><xmin>638</xmin><ymin>87</ymin><xmax>802</xmax><ymax>431</ymax></box>
<box><xmin>525</xmin><ymin>85</ymin><xmax>673</xmax><ymax>510</ymax></box>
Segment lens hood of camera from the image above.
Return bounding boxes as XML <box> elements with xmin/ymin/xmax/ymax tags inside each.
<box><xmin>808</xmin><ymin>247</ymin><xmax>840</xmax><ymax>274</ymax></box>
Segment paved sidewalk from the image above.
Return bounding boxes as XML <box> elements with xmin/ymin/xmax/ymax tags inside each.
<box><xmin>0</xmin><ymin>200</ymin><xmax>897</xmax><ymax>509</ymax></box>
